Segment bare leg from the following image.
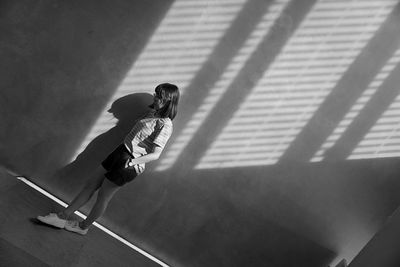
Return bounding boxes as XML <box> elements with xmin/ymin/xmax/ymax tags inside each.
<box><xmin>80</xmin><ymin>178</ymin><xmax>120</xmax><ymax>229</ymax></box>
<box><xmin>59</xmin><ymin>167</ymin><xmax>105</xmax><ymax>219</ymax></box>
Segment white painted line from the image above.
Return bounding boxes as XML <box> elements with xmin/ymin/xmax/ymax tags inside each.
<box><xmin>16</xmin><ymin>176</ymin><xmax>169</xmax><ymax>267</ymax></box>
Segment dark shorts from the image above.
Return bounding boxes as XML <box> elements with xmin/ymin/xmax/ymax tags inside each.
<box><xmin>101</xmin><ymin>144</ymin><xmax>138</xmax><ymax>186</ymax></box>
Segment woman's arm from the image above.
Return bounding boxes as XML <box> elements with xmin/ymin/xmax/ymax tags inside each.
<box><xmin>128</xmin><ymin>146</ymin><xmax>163</xmax><ymax>166</ymax></box>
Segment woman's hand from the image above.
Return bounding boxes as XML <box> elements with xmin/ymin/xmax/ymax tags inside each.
<box><xmin>125</xmin><ymin>158</ymin><xmax>134</xmax><ymax>168</ymax></box>
<box><xmin>125</xmin><ymin>146</ymin><xmax>163</xmax><ymax>167</ymax></box>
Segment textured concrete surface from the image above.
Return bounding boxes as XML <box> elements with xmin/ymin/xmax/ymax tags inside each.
<box><xmin>349</xmin><ymin>207</ymin><xmax>400</xmax><ymax>267</ymax></box>
<box><xmin>0</xmin><ymin>167</ymin><xmax>160</xmax><ymax>267</ymax></box>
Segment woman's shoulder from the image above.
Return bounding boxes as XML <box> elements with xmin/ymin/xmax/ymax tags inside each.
<box><xmin>144</xmin><ymin>110</ymin><xmax>172</xmax><ymax>126</ymax></box>
<box><xmin>156</xmin><ymin>117</ymin><xmax>172</xmax><ymax>127</ymax></box>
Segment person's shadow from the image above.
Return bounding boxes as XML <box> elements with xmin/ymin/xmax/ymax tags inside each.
<box><xmin>51</xmin><ymin>92</ymin><xmax>153</xmax><ymax>195</ymax></box>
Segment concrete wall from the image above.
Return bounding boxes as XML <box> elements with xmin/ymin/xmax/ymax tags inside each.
<box><xmin>0</xmin><ymin>0</ymin><xmax>172</xmax><ymax>175</ymax></box>
<box><xmin>348</xmin><ymin>206</ymin><xmax>400</xmax><ymax>267</ymax></box>
<box><xmin>2</xmin><ymin>1</ymin><xmax>400</xmax><ymax>266</ymax></box>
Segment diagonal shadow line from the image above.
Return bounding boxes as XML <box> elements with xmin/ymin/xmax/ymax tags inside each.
<box><xmin>171</xmin><ymin>0</ymin><xmax>318</xmax><ymax>171</ymax></box>
<box><xmin>163</xmin><ymin>0</ymin><xmax>274</xmax><ymax>145</ymax></box>
<box><xmin>279</xmin><ymin>2</ymin><xmax>400</xmax><ymax>163</ymax></box>
<box><xmin>324</xmin><ymin>61</ymin><xmax>400</xmax><ymax>160</ymax></box>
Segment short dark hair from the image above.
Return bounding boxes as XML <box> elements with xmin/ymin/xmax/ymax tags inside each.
<box><xmin>153</xmin><ymin>83</ymin><xmax>180</xmax><ymax>120</ymax></box>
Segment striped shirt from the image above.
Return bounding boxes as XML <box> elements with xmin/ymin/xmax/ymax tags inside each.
<box><xmin>124</xmin><ymin>110</ymin><xmax>173</xmax><ymax>174</ymax></box>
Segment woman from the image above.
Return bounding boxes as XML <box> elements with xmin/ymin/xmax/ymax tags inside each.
<box><xmin>38</xmin><ymin>83</ymin><xmax>180</xmax><ymax>235</ymax></box>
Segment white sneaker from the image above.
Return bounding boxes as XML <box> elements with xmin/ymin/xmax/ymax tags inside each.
<box><xmin>65</xmin><ymin>220</ymin><xmax>88</xmax><ymax>235</ymax></box>
<box><xmin>37</xmin><ymin>213</ymin><xmax>66</xmax><ymax>228</ymax></box>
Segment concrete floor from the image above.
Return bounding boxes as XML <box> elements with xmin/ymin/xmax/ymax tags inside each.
<box><xmin>0</xmin><ymin>167</ymin><xmax>161</xmax><ymax>267</ymax></box>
